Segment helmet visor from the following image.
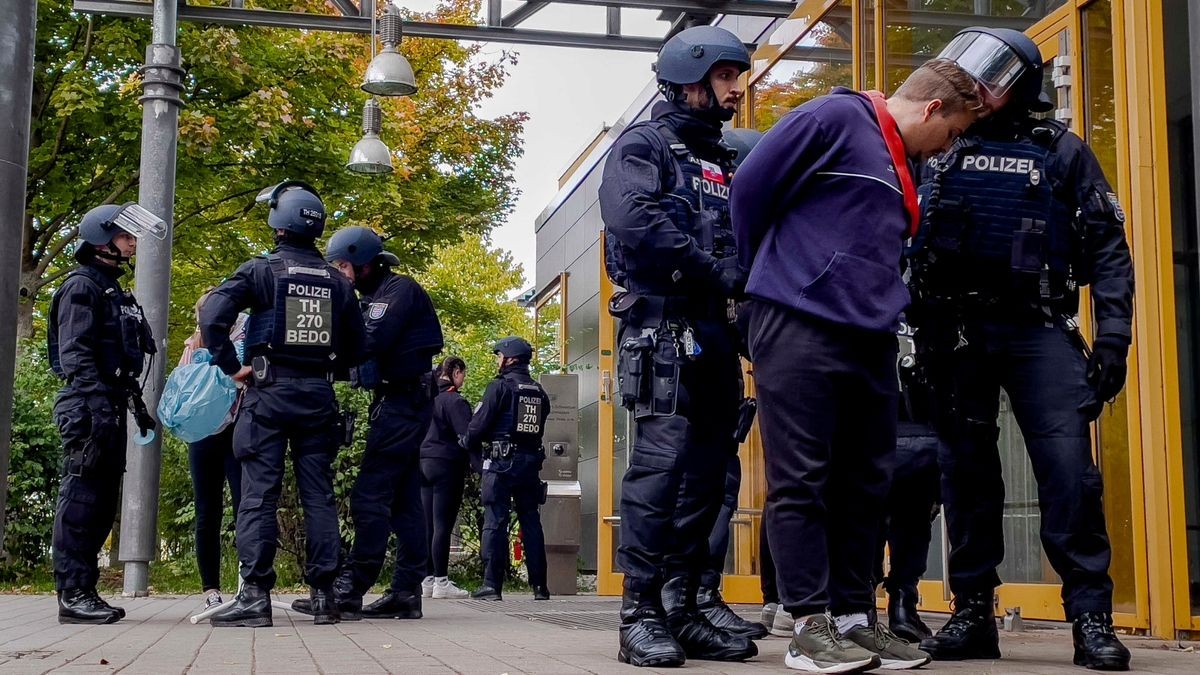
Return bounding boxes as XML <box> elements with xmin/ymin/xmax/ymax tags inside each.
<box><xmin>938</xmin><ymin>32</ymin><xmax>1028</xmax><ymax>99</ymax></box>
<box><xmin>112</xmin><ymin>203</ymin><xmax>167</xmax><ymax>240</ymax></box>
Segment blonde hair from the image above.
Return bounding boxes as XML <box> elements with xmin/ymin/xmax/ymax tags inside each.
<box><xmin>893</xmin><ymin>58</ymin><xmax>986</xmax><ymax>116</ymax></box>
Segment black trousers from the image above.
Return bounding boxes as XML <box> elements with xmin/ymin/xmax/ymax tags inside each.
<box><xmin>747</xmin><ymin>300</ymin><xmax>898</xmax><ymax>618</ymax></box>
<box><xmin>617</xmin><ymin>317</ymin><xmax>742</xmax><ymax>594</ymax></box>
<box><xmin>421</xmin><ymin>457</ymin><xmax>467</xmax><ymax>578</ymax></box>
<box><xmin>52</xmin><ymin>392</ymin><xmax>126</xmax><ymax>591</ymax></box>
<box><xmin>760</xmin><ymin>519</ymin><xmax>779</xmax><ymax>605</ymax></box>
<box><xmin>874</xmin><ymin>426</ymin><xmax>940</xmax><ymax>594</ymax></box>
<box><xmin>189</xmin><ymin>425</ymin><xmax>243</xmax><ymax>592</ymax></box>
<box><xmin>702</xmin><ymin>456</ymin><xmax>741</xmax><ymax>590</ymax></box>
<box><xmin>345</xmin><ymin>391</ymin><xmax>432</xmax><ymax>595</ymax></box>
<box><xmin>935</xmin><ymin>318</ymin><xmax>1114</xmax><ymax>619</ymax></box>
<box><xmin>233</xmin><ymin>378</ymin><xmax>341</xmax><ymax>590</ymax></box>
<box><xmin>481</xmin><ymin>452</ymin><xmax>547</xmax><ymax>589</ymax></box>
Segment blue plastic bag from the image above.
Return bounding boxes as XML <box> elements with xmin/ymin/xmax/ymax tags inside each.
<box><xmin>157</xmin><ymin>348</ymin><xmax>238</xmax><ymax>443</ymax></box>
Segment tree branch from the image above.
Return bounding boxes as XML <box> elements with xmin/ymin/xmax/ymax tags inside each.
<box><xmin>174</xmin><ymin>187</ymin><xmax>262</xmax><ymax>228</ymax></box>
<box><xmin>34</xmin><ymin>21</ymin><xmax>87</xmax><ymax>122</ymax></box>
<box><xmin>28</xmin><ymin>266</ymin><xmax>75</xmax><ymax>296</ymax></box>
<box><xmin>31</xmin><ymin>21</ymin><xmax>96</xmax><ymax>183</ymax></box>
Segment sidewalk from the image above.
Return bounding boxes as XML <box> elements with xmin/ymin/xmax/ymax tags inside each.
<box><xmin>0</xmin><ymin>593</ymin><xmax>1195</xmax><ymax>674</ymax></box>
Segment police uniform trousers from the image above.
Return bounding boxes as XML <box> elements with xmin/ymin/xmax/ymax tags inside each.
<box><xmin>937</xmin><ymin>317</ymin><xmax>1114</xmax><ymax>619</ymax></box>
<box><xmin>617</xmin><ymin>316</ymin><xmax>741</xmax><ymax>594</ymax></box>
<box><xmin>746</xmin><ymin>300</ymin><xmax>898</xmax><ymax>618</ymax></box>
<box><xmin>52</xmin><ymin>392</ymin><xmax>127</xmax><ymax>591</ymax></box>
<box><xmin>481</xmin><ymin>451</ymin><xmax>547</xmax><ymax>589</ymax></box>
<box><xmin>702</xmin><ymin>455</ymin><xmax>741</xmax><ymax>590</ymax></box>
<box><xmin>875</xmin><ymin>424</ymin><xmax>940</xmax><ymax>593</ymax></box>
<box><xmin>234</xmin><ymin>377</ymin><xmax>341</xmax><ymax>590</ymax></box>
<box><xmin>345</xmin><ymin>388</ymin><xmax>432</xmax><ymax>595</ymax></box>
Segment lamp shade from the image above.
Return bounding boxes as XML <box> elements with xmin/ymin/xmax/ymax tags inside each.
<box><xmin>346</xmin><ymin>98</ymin><xmax>394</xmax><ymax>174</ymax></box>
<box><xmin>362</xmin><ymin>48</ymin><xmax>417</xmax><ymax>97</ymax></box>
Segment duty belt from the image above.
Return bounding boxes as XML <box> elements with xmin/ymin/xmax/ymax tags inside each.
<box><xmin>488</xmin><ymin>441</ymin><xmax>541</xmax><ymax>460</ymax></box>
<box><xmin>251</xmin><ymin>356</ymin><xmax>334</xmax><ymax>383</ymax></box>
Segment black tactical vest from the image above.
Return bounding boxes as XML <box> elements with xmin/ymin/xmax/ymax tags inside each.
<box><xmin>914</xmin><ymin>123</ymin><xmax>1077</xmax><ymax>307</ymax></box>
<box><xmin>48</xmin><ymin>265</ymin><xmax>154</xmax><ymax>383</ymax></box>
<box><xmin>244</xmin><ymin>253</ymin><xmax>341</xmax><ymax>369</ymax></box>
<box><xmin>605</xmin><ymin>120</ymin><xmax>735</xmax><ymax>294</ymax></box>
<box><xmin>493</xmin><ymin>376</ymin><xmax>548</xmax><ymax>449</ymax></box>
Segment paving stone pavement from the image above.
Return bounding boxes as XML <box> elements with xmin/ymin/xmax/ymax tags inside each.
<box><xmin>0</xmin><ymin>593</ymin><xmax>1195</xmax><ymax>674</ymax></box>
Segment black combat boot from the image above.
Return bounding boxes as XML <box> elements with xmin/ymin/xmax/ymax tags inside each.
<box><xmin>697</xmin><ymin>585</ymin><xmax>768</xmax><ymax>640</ymax></box>
<box><xmin>1072</xmin><ymin>612</ymin><xmax>1130</xmax><ymax>671</ymax></box>
<box><xmin>470</xmin><ymin>585</ymin><xmax>503</xmax><ymax>601</ymax></box>
<box><xmin>886</xmin><ymin>585</ymin><xmax>932</xmax><ymax>642</ymax></box>
<box><xmin>532</xmin><ymin>585</ymin><xmax>551</xmax><ymax>601</ymax></box>
<box><xmin>919</xmin><ymin>591</ymin><xmax>1000</xmax><ymax>660</ymax></box>
<box><xmin>661</xmin><ymin>577</ymin><xmax>757</xmax><ymax>662</ymax></box>
<box><xmin>211</xmin><ymin>583</ymin><xmax>272</xmax><ymax>628</ymax></box>
<box><xmin>308</xmin><ymin>587</ymin><xmax>341</xmax><ymax>625</ymax></box>
<box><xmin>58</xmin><ymin>588</ymin><xmax>121</xmax><ymax>625</ymax></box>
<box><xmin>292</xmin><ymin>573</ymin><xmax>362</xmax><ymax>621</ymax></box>
<box><xmin>84</xmin><ymin>589</ymin><xmax>126</xmax><ymax>620</ymax></box>
<box><xmin>361</xmin><ymin>589</ymin><xmax>422</xmax><ymax>619</ymax></box>
<box><xmin>618</xmin><ymin>588</ymin><xmax>686</xmax><ymax>668</ymax></box>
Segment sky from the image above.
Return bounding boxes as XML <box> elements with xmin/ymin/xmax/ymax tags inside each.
<box><xmin>406</xmin><ymin>1</ymin><xmax>668</xmax><ymax>288</ymax></box>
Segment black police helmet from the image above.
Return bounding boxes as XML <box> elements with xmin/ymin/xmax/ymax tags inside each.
<box><xmin>655</xmin><ymin>25</ymin><xmax>751</xmax><ymax>87</ymax></box>
<box><xmin>493</xmin><ymin>336</ymin><xmax>534</xmax><ymax>362</ymax></box>
<box><xmin>939</xmin><ymin>27</ymin><xmax>1053</xmax><ymax>113</ymax></box>
<box><xmin>77</xmin><ymin>204</ymin><xmax>129</xmax><ymax>246</ymax></box>
<box><xmin>325</xmin><ymin>226</ymin><xmax>401</xmax><ymax>267</ymax></box>
<box><xmin>259</xmin><ymin>180</ymin><xmax>327</xmax><ymax>238</ymax></box>
<box><xmin>722</xmin><ymin>128</ymin><xmax>764</xmax><ymax>172</ymax></box>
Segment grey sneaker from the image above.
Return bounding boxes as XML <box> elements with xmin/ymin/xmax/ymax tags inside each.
<box><xmin>843</xmin><ymin>621</ymin><xmax>931</xmax><ymax>670</ymax></box>
<box><xmin>785</xmin><ymin>614</ymin><xmax>881</xmax><ymax>673</ymax></box>
<box><xmin>773</xmin><ymin>607</ymin><xmax>797</xmax><ymax>638</ymax></box>
<box><xmin>762</xmin><ymin>603</ymin><xmax>780</xmax><ymax>630</ymax></box>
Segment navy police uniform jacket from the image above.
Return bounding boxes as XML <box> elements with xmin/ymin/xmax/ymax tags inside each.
<box><xmin>919</xmin><ymin>117</ymin><xmax>1133</xmax><ymax>341</ymax></box>
<box><xmin>598</xmin><ymin>100</ymin><xmax>736</xmax><ymax>299</ymax></box>
<box><xmin>358</xmin><ymin>272</ymin><xmax>444</xmax><ymax>385</ymax></box>
<box><xmin>200</xmin><ymin>242</ymin><xmax>367</xmax><ymax>376</ymax></box>
<box><xmin>466</xmin><ymin>364</ymin><xmax>551</xmax><ymax>454</ymax></box>
<box><xmin>731</xmin><ymin>87</ymin><xmax>913</xmax><ymax>333</ymax></box>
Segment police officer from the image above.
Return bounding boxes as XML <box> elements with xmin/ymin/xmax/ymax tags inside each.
<box><xmin>203</xmin><ymin>182</ymin><xmax>366</xmax><ymax>628</ymax></box>
<box><xmin>599</xmin><ymin>24</ymin><xmax>758</xmax><ymax>668</ymax></box>
<box><xmin>48</xmin><ymin>202</ymin><xmax>162</xmax><ymax>623</ymax></box>
<box><xmin>466</xmin><ymin>337</ymin><xmax>551</xmax><ymax>601</ymax></box>
<box><xmin>912</xmin><ymin>28</ymin><xmax>1134</xmax><ymax>670</ymax></box>
<box><xmin>699</xmin><ymin>127</ymin><xmax>769</xmax><ymax>642</ymax></box>
<box><xmin>875</xmin><ymin>322</ymin><xmax>941</xmax><ymax>643</ymax></box>
<box><xmin>292</xmin><ymin>225</ymin><xmax>444</xmax><ymax>621</ymax></box>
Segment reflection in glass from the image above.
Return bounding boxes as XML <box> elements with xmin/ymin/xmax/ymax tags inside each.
<box><xmin>1082</xmin><ymin>0</ymin><xmax>1138</xmax><ymax>615</ymax></box>
<box><xmin>883</xmin><ymin>1</ymin><xmax>1052</xmax><ymax>94</ymax></box>
<box><xmin>752</xmin><ymin>1</ymin><xmax>854</xmax><ymax>132</ymax></box>
<box><xmin>534</xmin><ymin>290</ymin><xmax>563</xmax><ymax>371</ymax></box>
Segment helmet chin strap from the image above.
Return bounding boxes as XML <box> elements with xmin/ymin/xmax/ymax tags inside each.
<box><xmin>94</xmin><ymin>241</ymin><xmax>132</xmax><ymax>266</ymax></box>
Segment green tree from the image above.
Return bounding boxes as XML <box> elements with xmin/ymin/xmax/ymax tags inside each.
<box><xmin>24</xmin><ymin>0</ymin><xmax>527</xmax><ymax>349</ymax></box>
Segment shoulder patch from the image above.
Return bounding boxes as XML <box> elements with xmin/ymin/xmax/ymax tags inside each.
<box><xmin>367</xmin><ymin>302</ymin><xmax>388</xmax><ymax>320</ymax></box>
<box><xmin>1106</xmin><ymin>192</ymin><xmax>1125</xmax><ymax>223</ymax></box>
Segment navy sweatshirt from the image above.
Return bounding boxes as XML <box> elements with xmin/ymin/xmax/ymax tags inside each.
<box><xmin>731</xmin><ymin>87</ymin><xmax>911</xmax><ymax>333</ymax></box>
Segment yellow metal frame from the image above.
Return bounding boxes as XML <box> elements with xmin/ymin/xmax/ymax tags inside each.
<box><xmin>595</xmin><ymin>0</ymin><xmax>1200</xmax><ymax>636</ymax></box>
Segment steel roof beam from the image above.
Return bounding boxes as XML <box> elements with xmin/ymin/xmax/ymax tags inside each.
<box><xmin>73</xmin><ymin>0</ymin><xmax>669</xmax><ymax>51</ymax></box>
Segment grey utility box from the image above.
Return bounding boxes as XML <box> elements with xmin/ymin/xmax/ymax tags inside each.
<box><xmin>538</xmin><ymin>373</ymin><xmax>580</xmax><ymax>596</ymax></box>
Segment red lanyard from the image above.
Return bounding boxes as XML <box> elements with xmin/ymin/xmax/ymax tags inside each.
<box><xmin>864</xmin><ymin>90</ymin><xmax>920</xmax><ymax>238</ymax></box>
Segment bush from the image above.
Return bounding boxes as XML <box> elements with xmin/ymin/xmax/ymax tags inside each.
<box><xmin>1</xmin><ymin>341</ymin><xmax>65</xmax><ymax>581</ymax></box>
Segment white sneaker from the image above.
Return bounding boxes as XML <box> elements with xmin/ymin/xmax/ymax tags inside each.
<box><xmin>204</xmin><ymin>591</ymin><xmax>224</xmax><ymax>611</ymax></box>
<box><xmin>421</xmin><ymin>576</ymin><xmax>435</xmax><ymax>598</ymax></box>
<box><xmin>432</xmin><ymin>578</ymin><xmax>469</xmax><ymax>599</ymax></box>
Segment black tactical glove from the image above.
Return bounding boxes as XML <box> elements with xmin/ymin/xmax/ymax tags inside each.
<box><xmin>712</xmin><ymin>256</ymin><xmax>747</xmax><ymax>297</ymax></box>
<box><xmin>1087</xmin><ymin>335</ymin><xmax>1129</xmax><ymax>403</ymax></box>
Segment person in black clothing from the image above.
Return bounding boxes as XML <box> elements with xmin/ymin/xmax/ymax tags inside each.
<box><xmin>292</xmin><ymin>225</ymin><xmax>444</xmax><ymax>622</ymax></box>
<box><xmin>467</xmin><ymin>337</ymin><xmax>551</xmax><ymax>602</ymax></box>
<box><xmin>47</xmin><ymin>202</ymin><xmax>162</xmax><ymax>624</ymax></box>
<box><xmin>913</xmin><ymin>29</ymin><xmax>1135</xmax><ymax>671</ymax></box>
<box><xmin>599</xmin><ymin>24</ymin><xmax>758</xmax><ymax>668</ymax></box>
<box><xmin>203</xmin><ymin>182</ymin><xmax>366</xmax><ymax>628</ymax></box>
<box><xmin>182</xmin><ymin>290</ymin><xmax>246</xmax><ymax>612</ymax></box>
<box><xmin>420</xmin><ymin>356</ymin><xmax>473</xmax><ymax>600</ymax></box>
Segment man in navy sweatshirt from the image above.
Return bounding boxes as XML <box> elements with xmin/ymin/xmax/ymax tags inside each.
<box><xmin>730</xmin><ymin>60</ymin><xmax>983</xmax><ymax>674</ymax></box>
